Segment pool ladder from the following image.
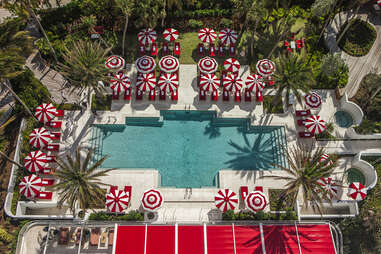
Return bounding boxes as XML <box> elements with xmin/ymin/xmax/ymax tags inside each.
<box><xmin>184</xmin><ymin>187</ymin><xmax>192</xmax><ymax>199</ymax></box>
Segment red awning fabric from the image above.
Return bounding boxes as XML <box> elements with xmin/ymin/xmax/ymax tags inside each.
<box><xmin>115</xmin><ymin>226</ymin><xmax>145</xmax><ymax>254</ymax></box>
<box><xmin>207</xmin><ymin>226</ymin><xmax>234</xmax><ymax>254</ymax></box>
<box><xmin>147</xmin><ymin>226</ymin><xmax>175</xmax><ymax>254</ymax></box>
<box><xmin>263</xmin><ymin>225</ymin><xmax>299</xmax><ymax>254</ymax></box>
<box><xmin>178</xmin><ymin>225</ymin><xmax>204</xmax><ymax>254</ymax></box>
<box><xmin>235</xmin><ymin>225</ymin><xmax>262</xmax><ymax>254</ymax></box>
<box><xmin>298</xmin><ymin>225</ymin><xmax>336</xmax><ymax>254</ymax></box>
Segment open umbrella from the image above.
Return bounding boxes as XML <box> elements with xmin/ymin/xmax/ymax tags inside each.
<box><xmin>246</xmin><ymin>74</ymin><xmax>265</xmax><ymax>94</ymax></box>
<box><xmin>110</xmin><ymin>72</ymin><xmax>131</xmax><ymax>94</ymax></box>
<box><xmin>245</xmin><ymin>191</ymin><xmax>268</xmax><ymax>213</ymax></box>
<box><xmin>215</xmin><ymin>189</ymin><xmax>238</xmax><ymax>212</ymax></box>
<box><xmin>141</xmin><ymin>189</ymin><xmax>163</xmax><ymax>212</ymax></box>
<box><xmin>256</xmin><ymin>59</ymin><xmax>276</xmax><ymax>77</ymax></box>
<box><xmin>29</xmin><ymin>127</ymin><xmax>51</xmax><ymax>149</ymax></box>
<box><xmin>135</xmin><ymin>56</ymin><xmax>156</xmax><ymax>74</ymax></box>
<box><xmin>305</xmin><ymin>92</ymin><xmax>322</xmax><ymax>108</ymax></box>
<box><xmin>198</xmin><ymin>57</ymin><xmax>218</xmax><ymax>74</ymax></box>
<box><xmin>304</xmin><ymin>115</ymin><xmax>326</xmax><ymax>135</ymax></box>
<box><xmin>138</xmin><ymin>28</ymin><xmax>157</xmax><ymax>45</ymax></box>
<box><xmin>349</xmin><ymin>182</ymin><xmax>367</xmax><ymax>201</ymax></box>
<box><xmin>105</xmin><ymin>55</ymin><xmax>125</xmax><ymax>71</ymax></box>
<box><xmin>106</xmin><ymin>189</ymin><xmax>130</xmax><ymax>213</ymax></box>
<box><xmin>136</xmin><ymin>73</ymin><xmax>156</xmax><ymax>92</ymax></box>
<box><xmin>317</xmin><ymin>177</ymin><xmax>338</xmax><ymax>198</ymax></box>
<box><xmin>219</xmin><ymin>28</ymin><xmax>238</xmax><ymax>45</ymax></box>
<box><xmin>159</xmin><ymin>55</ymin><xmax>179</xmax><ymax>73</ymax></box>
<box><xmin>319</xmin><ymin>153</ymin><xmax>333</xmax><ymax>166</ymax></box>
<box><xmin>158</xmin><ymin>73</ymin><xmax>179</xmax><ymax>93</ymax></box>
<box><xmin>24</xmin><ymin>150</ymin><xmax>47</xmax><ymax>173</ymax></box>
<box><xmin>35</xmin><ymin>103</ymin><xmax>57</xmax><ymax>123</ymax></box>
<box><xmin>163</xmin><ymin>28</ymin><xmax>179</xmax><ymax>42</ymax></box>
<box><xmin>224</xmin><ymin>58</ymin><xmax>240</xmax><ymax>73</ymax></box>
<box><xmin>200</xmin><ymin>74</ymin><xmax>220</xmax><ymax>92</ymax></box>
<box><xmin>19</xmin><ymin>174</ymin><xmax>41</xmax><ymax>199</ymax></box>
<box><xmin>198</xmin><ymin>28</ymin><xmax>217</xmax><ymax>44</ymax></box>
<box><xmin>223</xmin><ymin>74</ymin><xmax>244</xmax><ymax>92</ymax></box>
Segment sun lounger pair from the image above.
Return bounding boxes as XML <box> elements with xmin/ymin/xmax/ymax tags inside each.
<box><xmin>45</xmin><ymin>155</ymin><xmax>56</xmax><ymax>162</ymax></box>
<box><xmin>45</xmin><ymin>121</ymin><xmax>62</xmax><ymax>128</ymax></box>
<box><xmin>45</xmin><ymin>144</ymin><xmax>60</xmax><ymax>152</ymax></box>
<box><xmin>244</xmin><ymin>89</ymin><xmax>251</xmax><ymax>102</ymax></box>
<box><xmin>211</xmin><ymin>90</ymin><xmax>218</xmax><ymax>101</ymax></box>
<box><xmin>240</xmin><ymin>186</ymin><xmax>264</xmax><ymax>201</ymax></box>
<box><xmin>90</xmin><ymin>228</ymin><xmax>100</xmax><ymax>246</ymax></box>
<box><xmin>297</xmin><ymin>119</ymin><xmax>306</xmax><ymax>126</ymax></box>
<box><xmin>151</xmin><ymin>43</ymin><xmax>158</xmax><ymax>56</ymax></box>
<box><xmin>198</xmin><ymin>43</ymin><xmax>204</xmax><ymax>56</ymax></box>
<box><xmin>40</xmin><ymin>178</ymin><xmax>55</xmax><ymax>187</ymax></box>
<box><xmin>50</xmin><ymin>132</ymin><xmax>61</xmax><ymax>140</ymax></box>
<box><xmin>299</xmin><ymin>131</ymin><xmax>313</xmax><ymax>138</ymax></box>
<box><xmin>124</xmin><ymin>88</ymin><xmax>131</xmax><ymax>100</ymax></box>
<box><xmin>267</xmin><ymin>76</ymin><xmax>274</xmax><ymax>86</ymax></box>
<box><xmin>55</xmin><ymin>110</ymin><xmax>64</xmax><ymax>117</ymax></box>
<box><xmin>174</xmin><ymin>42</ymin><xmax>180</xmax><ymax>57</ymax></box>
<box><xmin>295</xmin><ymin>109</ymin><xmax>311</xmax><ymax>117</ymax></box>
<box><xmin>37</xmin><ymin>191</ymin><xmax>53</xmax><ymax>200</ymax></box>
<box><xmin>199</xmin><ymin>90</ymin><xmax>206</xmax><ymax>101</ymax></box>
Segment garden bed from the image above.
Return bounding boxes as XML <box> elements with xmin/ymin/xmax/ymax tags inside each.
<box><xmin>263</xmin><ymin>96</ymin><xmax>284</xmax><ymax>114</ymax></box>
<box><xmin>91</xmin><ymin>94</ymin><xmax>112</xmax><ymax>111</ymax></box>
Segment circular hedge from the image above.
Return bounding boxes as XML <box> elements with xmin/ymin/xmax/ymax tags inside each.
<box><xmin>337</xmin><ymin>19</ymin><xmax>376</xmax><ymax>57</ymax></box>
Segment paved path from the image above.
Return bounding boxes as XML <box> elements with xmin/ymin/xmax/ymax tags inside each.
<box><xmin>316</xmin><ymin>139</ymin><xmax>381</xmax><ymax>155</ymax></box>
<box><xmin>325</xmin><ymin>11</ymin><xmax>381</xmax><ymax>98</ymax></box>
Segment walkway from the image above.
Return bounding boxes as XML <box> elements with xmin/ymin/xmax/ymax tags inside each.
<box><xmin>325</xmin><ymin>11</ymin><xmax>381</xmax><ymax>98</ymax></box>
<box><xmin>316</xmin><ymin>139</ymin><xmax>381</xmax><ymax>155</ymax></box>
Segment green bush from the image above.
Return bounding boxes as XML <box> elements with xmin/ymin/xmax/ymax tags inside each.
<box><xmin>91</xmin><ymin>94</ymin><xmax>112</xmax><ymax>111</ymax></box>
<box><xmin>338</xmin><ymin>19</ymin><xmax>376</xmax><ymax>57</ymax></box>
<box><xmin>219</xmin><ymin>18</ymin><xmax>232</xmax><ymax>28</ymax></box>
<box><xmin>55</xmin><ymin>103</ymin><xmax>82</xmax><ymax>110</ymax></box>
<box><xmin>89</xmin><ymin>210</ymin><xmax>144</xmax><ymax>221</ymax></box>
<box><xmin>188</xmin><ymin>19</ymin><xmax>203</xmax><ymax>30</ymax></box>
<box><xmin>354</xmin><ymin>118</ymin><xmax>381</xmax><ymax>135</ymax></box>
<box><xmin>221</xmin><ymin>210</ymin><xmax>297</xmax><ymax>221</ymax></box>
<box><xmin>0</xmin><ymin>227</ymin><xmax>13</xmax><ymax>243</ymax></box>
<box><xmin>170</xmin><ymin>9</ymin><xmax>231</xmax><ymax>19</ymax></box>
<box><xmin>263</xmin><ymin>96</ymin><xmax>283</xmax><ymax>114</ymax></box>
<box><xmin>269</xmin><ymin>189</ymin><xmax>295</xmax><ymax>211</ymax></box>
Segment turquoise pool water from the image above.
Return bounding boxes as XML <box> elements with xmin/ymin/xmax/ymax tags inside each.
<box><xmin>91</xmin><ymin>110</ymin><xmax>287</xmax><ymax>188</ymax></box>
<box><xmin>334</xmin><ymin>111</ymin><xmax>353</xmax><ymax>128</ymax></box>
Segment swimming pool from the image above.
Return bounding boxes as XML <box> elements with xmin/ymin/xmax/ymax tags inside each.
<box><xmin>90</xmin><ymin>110</ymin><xmax>287</xmax><ymax>188</ymax></box>
<box><xmin>334</xmin><ymin>111</ymin><xmax>353</xmax><ymax>128</ymax></box>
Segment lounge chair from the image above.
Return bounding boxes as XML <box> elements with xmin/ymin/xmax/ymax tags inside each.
<box><xmin>287</xmin><ymin>47</ymin><xmax>293</xmax><ymax>53</ymax></box>
<box><xmin>229</xmin><ymin>44</ymin><xmax>236</xmax><ymax>56</ymax></box>
<box><xmin>199</xmin><ymin>90</ymin><xmax>206</xmax><ymax>101</ymax></box>
<box><xmin>198</xmin><ymin>43</ymin><xmax>204</xmax><ymax>56</ymax></box>
<box><xmin>256</xmin><ymin>91</ymin><xmax>263</xmax><ymax>102</ymax></box>
<box><xmin>171</xmin><ymin>90</ymin><xmax>178</xmax><ymax>101</ymax></box>
<box><xmin>235</xmin><ymin>91</ymin><xmax>241</xmax><ymax>102</ymax></box>
<box><xmin>90</xmin><ymin>228</ymin><xmax>100</xmax><ymax>246</ymax></box>
<box><xmin>162</xmin><ymin>42</ymin><xmax>169</xmax><ymax>56</ymax></box>
<box><xmin>149</xmin><ymin>89</ymin><xmax>155</xmax><ymax>101</ymax></box>
<box><xmin>45</xmin><ymin>144</ymin><xmax>60</xmax><ymax>151</ymax></box>
<box><xmin>151</xmin><ymin>42</ymin><xmax>158</xmax><ymax>56</ymax></box>
<box><xmin>295</xmin><ymin>109</ymin><xmax>311</xmax><ymax>117</ymax></box>
<box><xmin>45</xmin><ymin>155</ymin><xmax>56</xmax><ymax>162</ymax></box>
<box><xmin>218</xmin><ymin>44</ymin><xmax>224</xmax><ymax>56</ymax></box>
<box><xmin>159</xmin><ymin>90</ymin><xmax>166</xmax><ymax>100</ymax></box>
<box><xmin>240</xmin><ymin>186</ymin><xmax>248</xmax><ymax>201</ymax></box>
<box><xmin>100</xmin><ymin>231</ymin><xmax>107</xmax><ymax>245</ymax></box>
<box><xmin>41</xmin><ymin>168</ymin><xmax>55</xmax><ymax>175</ymax></box>
<box><xmin>297</xmin><ymin>119</ymin><xmax>306</xmax><ymax>126</ymax></box>
<box><xmin>38</xmin><ymin>191</ymin><xmax>53</xmax><ymax>200</ymax></box>
<box><xmin>223</xmin><ymin>89</ymin><xmax>229</xmax><ymax>101</ymax></box>
<box><xmin>209</xmin><ymin>43</ymin><xmax>215</xmax><ymax>56</ymax></box>
<box><xmin>124</xmin><ymin>88</ymin><xmax>131</xmax><ymax>100</ymax></box>
<box><xmin>139</xmin><ymin>43</ymin><xmax>145</xmax><ymax>56</ymax></box>
<box><xmin>110</xmin><ymin>185</ymin><xmax>118</xmax><ymax>192</ymax></box>
<box><xmin>136</xmin><ymin>90</ymin><xmax>143</xmax><ymax>100</ymax></box>
<box><xmin>124</xmin><ymin>186</ymin><xmax>132</xmax><ymax>197</ymax></box>
<box><xmin>268</xmin><ymin>76</ymin><xmax>275</xmax><ymax>86</ymax></box>
<box><xmin>50</xmin><ymin>132</ymin><xmax>61</xmax><ymax>140</ymax></box>
<box><xmin>284</xmin><ymin>41</ymin><xmax>290</xmax><ymax>47</ymax></box>
<box><xmin>299</xmin><ymin>131</ymin><xmax>313</xmax><ymax>138</ymax></box>
<box><xmin>174</xmin><ymin>42</ymin><xmax>180</xmax><ymax>57</ymax></box>
<box><xmin>58</xmin><ymin>227</ymin><xmax>69</xmax><ymax>244</ymax></box>
<box><xmin>112</xmin><ymin>91</ymin><xmax>119</xmax><ymax>100</ymax></box>
<box><xmin>45</xmin><ymin>121</ymin><xmax>62</xmax><ymax>128</ymax></box>
<box><xmin>290</xmin><ymin>32</ymin><xmax>295</xmax><ymax>40</ymax></box>
<box><xmin>55</xmin><ymin>110</ymin><xmax>64</xmax><ymax>117</ymax></box>
<box><xmin>41</xmin><ymin>178</ymin><xmax>55</xmax><ymax>186</ymax></box>
<box><xmin>221</xmin><ymin>70</ymin><xmax>227</xmax><ymax>86</ymax></box>
<box><xmin>108</xmin><ymin>229</ymin><xmax>114</xmax><ymax>246</ymax></box>
<box><xmin>244</xmin><ymin>89</ymin><xmax>251</xmax><ymax>102</ymax></box>
<box><xmin>211</xmin><ymin>90</ymin><xmax>218</xmax><ymax>101</ymax></box>
<box><xmin>255</xmin><ymin>186</ymin><xmax>263</xmax><ymax>192</ymax></box>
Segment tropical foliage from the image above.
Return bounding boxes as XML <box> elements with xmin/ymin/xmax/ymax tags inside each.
<box><xmin>318</xmin><ymin>53</ymin><xmax>348</xmax><ymax>88</ymax></box>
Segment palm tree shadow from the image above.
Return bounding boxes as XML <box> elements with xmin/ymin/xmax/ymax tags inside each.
<box><xmin>204</xmin><ymin>124</ymin><xmax>221</xmax><ymax>139</ymax></box>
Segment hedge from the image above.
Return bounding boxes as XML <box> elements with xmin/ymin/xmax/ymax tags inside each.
<box><xmin>222</xmin><ymin>210</ymin><xmax>298</xmax><ymax>221</ymax></box>
<box><xmin>0</xmin><ymin>227</ymin><xmax>13</xmax><ymax>244</ymax></box>
<box><xmin>168</xmin><ymin>9</ymin><xmax>232</xmax><ymax>19</ymax></box>
<box><xmin>89</xmin><ymin>210</ymin><xmax>144</xmax><ymax>221</ymax></box>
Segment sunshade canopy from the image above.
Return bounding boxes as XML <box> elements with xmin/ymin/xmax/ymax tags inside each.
<box><xmin>223</xmin><ymin>74</ymin><xmax>244</xmax><ymax>92</ymax></box>
<box><xmin>245</xmin><ymin>74</ymin><xmax>265</xmax><ymax>93</ymax></box>
<box><xmin>110</xmin><ymin>72</ymin><xmax>131</xmax><ymax>94</ymax></box>
<box><xmin>223</xmin><ymin>58</ymin><xmax>240</xmax><ymax>73</ymax></box>
<box><xmin>159</xmin><ymin>55</ymin><xmax>179</xmax><ymax>73</ymax></box>
<box><xmin>136</xmin><ymin>73</ymin><xmax>156</xmax><ymax>92</ymax></box>
<box><xmin>24</xmin><ymin>150</ymin><xmax>47</xmax><ymax>173</ymax></box>
<box><xmin>105</xmin><ymin>55</ymin><xmax>125</xmax><ymax>71</ymax></box>
<box><xmin>138</xmin><ymin>28</ymin><xmax>157</xmax><ymax>45</ymax></box>
<box><xmin>198</xmin><ymin>57</ymin><xmax>218</xmax><ymax>74</ymax></box>
<box><xmin>163</xmin><ymin>28</ymin><xmax>179</xmax><ymax>41</ymax></box>
<box><xmin>256</xmin><ymin>59</ymin><xmax>276</xmax><ymax>77</ymax></box>
<box><xmin>245</xmin><ymin>191</ymin><xmax>268</xmax><ymax>212</ymax></box>
<box><xmin>214</xmin><ymin>189</ymin><xmax>238</xmax><ymax>212</ymax></box>
<box><xmin>106</xmin><ymin>189</ymin><xmax>130</xmax><ymax>213</ymax></box>
<box><xmin>158</xmin><ymin>73</ymin><xmax>179</xmax><ymax>93</ymax></box>
<box><xmin>200</xmin><ymin>74</ymin><xmax>220</xmax><ymax>92</ymax></box>
<box><xmin>35</xmin><ymin>103</ymin><xmax>56</xmax><ymax>123</ymax></box>
<box><xmin>198</xmin><ymin>28</ymin><xmax>217</xmax><ymax>44</ymax></box>
<box><xmin>349</xmin><ymin>182</ymin><xmax>367</xmax><ymax>201</ymax></box>
<box><xmin>219</xmin><ymin>28</ymin><xmax>238</xmax><ymax>45</ymax></box>
<box><xmin>19</xmin><ymin>174</ymin><xmax>41</xmax><ymax>198</ymax></box>
<box><xmin>29</xmin><ymin>127</ymin><xmax>51</xmax><ymax>149</ymax></box>
<box><xmin>141</xmin><ymin>189</ymin><xmax>163</xmax><ymax>212</ymax></box>
<box><xmin>304</xmin><ymin>115</ymin><xmax>326</xmax><ymax>135</ymax></box>
<box><xmin>135</xmin><ymin>56</ymin><xmax>157</xmax><ymax>74</ymax></box>
<box><xmin>317</xmin><ymin>177</ymin><xmax>338</xmax><ymax>199</ymax></box>
<box><xmin>305</xmin><ymin>92</ymin><xmax>322</xmax><ymax>108</ymax></box>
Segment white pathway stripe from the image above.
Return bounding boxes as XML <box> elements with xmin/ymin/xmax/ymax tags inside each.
<box><xmin>204</xmin><ymin>223</ymin><xmax>208</xmax><ymax>254</ymax></box>
<box><xmin>144</xmin><ymin>224</ymin><xmax>148</xmax><ymax>254</ymax></box>
<box><xmin>112</xmin><ymin>223</ymin><xmax>118</xmax><ymax>254</ymax></box>
<box><xmin>232</xmin><ymin>223</ymin><xmax>237</xmax><ymax>254</ymax></box>
<box><xmin>175</xmin><ymin>223</ymin><xmax>178</xmax><ymax>254</ymax></box>
<box><xmin>294</xmin><ymin>222</ymin><xmax>302</xmax><ymax>254</ymax></box>
<box><xmin>77</xmin><ymin>228</ymin><xmax>83</xmax><ymax>254</ymax></box>
<box><xmin>260</xmin><ymin>223</ymin><xmax>266</xmax><ymax>254</ymax></box>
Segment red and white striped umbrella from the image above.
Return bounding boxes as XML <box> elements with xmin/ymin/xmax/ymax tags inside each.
<box><xmin>136</xmin><ymin>73</ymin><xmax>156</xmax><ymax>92</ymax></box>
<box><xmin>106</xmin><ymin>189</ymin><xmax>130</xmax><ymax>213</ymax></box>
<box><xmin>219</xmin><ymin>28</ymin><xmax>238</xmax><ymax>45</ymax></box>
<box><xmin>215</xmin><ymin>189</ymin><xmax>238</xmax><ymax>212</ymax></box>
<box><xmin>378</xmin><ymin>0</ymin><xmax>381</xmax><ymax>6</ymax></box>
<box><xmin>24</xmin><ymin>150</ymin><xmax>47</xmax><ymax>173</ymax></box>
<box><xmin>304</xmin><ymin>115</ymin><xmax>326</xmax><ymax>135</ymax></box>
<box><xmin>35</xmin><ymin>103</ymin><xmax>57</xmax><ymax>123</ymax></box>
<box><xmin>246</xmin><ymin>74</ymin><xmax>265</xmax><ymax>93</ymax></box>
<box><xmin>224</xmin><ymin>58</ymin><xmax>240</xmax><ymax>73</ymax></box>
<box><xmin>198</xmin><ymin>57</ymin><xmax>218</xmax><ymax>74</ymax></box>
<box><xmin>245</xmin><ymin>191</ymin><xmax>268</xmax><ymax>212</ymax></box>
<box><xmin>159</xmin><ymin>55</ymin><xmax>179</xmax><ymax>73</ymax></box>
<box><xmin>138</xmin><ymin>28</ymin><xmax>157</xmax><ymax>45</ymax></box>
<box><xmin>158</xmin><ymin>73</ymin><xmax>179</xmax><ymax>93</ymax></box>
<box><xmin>200</xmin><ymin>74</ymin><xmax>220</xmax><ymax>92</ymax></box>
<box><xmin>110</xmin><ymin>72</ymin><xmax>131</xmax><ymax>94</ymax></box>
<box><xmin>256</xmin><ymin>59</ymin><xmax>276</xmax><ymax>77</ymax></box>
<box><xmin>105</xmin><ymin>55</ymin><xmax>125</xmax><ymax>71</ymax></box>
<box><xmin>29</xmin><ymin>127</ymin><xmax>51</xmax><ymax>149</ymax></box>
<box><xmin>198</xmin><ymin>28</ymin><xmax>217</xmax><ymax>44</ymax></box>
<box><xmin>163</xmin><ymin>28</ymin><xmax>179</xmax><ymax>42</ymax></box>
<box><xmin>141</xmin><ymin>189</ymin><xmax>163</xmax><ymax>212</ymax></box>
<box><xmin>135</xmin><ymin>56</ymin><xmax>156</xmax><ymax>74</ymax></box>
<box><xmin>19</xmin><ymin>174</ymin><xmax>41</xmax><ymax>198</ymax></box>
<box><xmin>223</xmin><ymin>74</ymin><xmax>244</xmax><ymax>92</ymax></box>
<box><xmin>317</xmin><ymin>177</ymin><xmax>338</xmax><ymax>198</ymax></box>
<box><xmin>349</xmin><ymin>182</ymin><xmax>367</xmax><ymax>201</ymax></box>
<box><xmin>305</xmin><ymin>92</ymin><xmax>322</xmax><ymax>108</ymax></box>
<box><xmin>319</xmin><ymin>153</ymin><xmax>333</xmax><ymax>166</ymax></box>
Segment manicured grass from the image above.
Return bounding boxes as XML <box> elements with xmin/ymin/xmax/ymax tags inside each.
<box><xmin>263</xmin><ymin>95</ymin><xmax>284</xmax><ymax>114</ymax></box>
<box><xmin>91</xmin><ymin>94</ymin><xmax>112</xmax><ymax>111</ymax></box>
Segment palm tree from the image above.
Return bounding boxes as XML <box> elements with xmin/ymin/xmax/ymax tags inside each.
<box><xmin>272</xmin><ymin>55</ymin><xmax>314</xmax><ymax>108</ymax></box>
<box><xmin>133</xmin><ymin>0</ymin><xmax>165</xmax><ymax>28</ymax></box>
<box><xmin>58</xmin><ymin>40</ymin><xmax>110</xmax><ymax>101</ymax></box>
<box><xmin>267</xmin><ymin>144</ymin><xmax>337</xmax><ymax>214</ymax></box>
<box><xmin>355</xmin><ymin>73</ymin><xmax>381</xmax><ymax>112</ymax></box>
<box><xmin>115</xmin><ymin>0</ymin><xmax>135</xmax><ymax>58</ymax></box>
<box><xmin>51</xmin><ymin>148</ymin><xmax>116</xmax><ymax>215</ymax></box>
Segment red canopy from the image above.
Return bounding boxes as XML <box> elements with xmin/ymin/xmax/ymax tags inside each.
<box><xmin>141</xmin><ymin>189</ymin><xmax>163</xmax><ymax>212</ymax></box>
<box><xmin>105</xmin><ymin>55</ymin><xmax>125</xmax><ymax>71</ymax></box>
<box><xmin>29</xmin><ymin>127</ymin><xmax>51</xmax><ymax>149</ymax></box>
<box><xmin>159</xmin><ymin>55</ymin><xmax>179</xmax><ymax>73</ymax></box>
<box><xmin>219</xmin><ymin>28</ymin><xmax>238</xmax><ymax>45</ymax></box>
<box><xmin>24</xmin><ymin>150</ymin><xmax>47</xmax><ymax>173</ymax></box>
<box><xmin>163</xmin><ymin>28</ymin><xmax>179</xmax><ymax>42</ymax></box>
<box><xmin>135</xmin><ymin>56</ymin><xmax>156</xmax><ymax>74</ymax></box>
<box><xmin>158</xmin><ymin>73</ymin><xmax>179</xmax><ymax>93</ymax></box>
<box><xmin>245</xmin><ymin>191</ymin><xmax>268</xmax><ymax>212</ymax></box>
<box><xmin>246</xmin><ymin>74</ymin><xmax>265</xmax><ymax>93</ymax></box>
<box><xmin>214</xmin><ymin>189</ymin><xmax>238</xmax><ymax>212</ymax></box>
<box><xmin>136</xmin><ymin>73</ymin><xmax>156</xmax><ymax>92</ymax></box>
<box><xmin>110</xmin><ymin>72</ymin><xmax>131</xmax><ymax>94</ymax></box>
<box><xmin>198</xmin><ymin>28</ymin><xmax>217</xmax><ymax>44</ymax></box>
<box><xmin>19</xmin><ymin>174</ymin><xmax>41</xmax><ymax>198</ymax></box>
<box><xmin>223</xmin><ymin>74</ymin><xmax>243</xmax><ymax>92</ymax></box>
<box><xmin>304</xmin><ymin>115</ymin><xmax>326</xmax><ymax>135</ymax></box>
<box><xmin>106</xmin><ymin>189</ymin><xmax>130</xmax><ymax>213</ymax></box>
<box><xmin>198</xmin><ymin>57</ymin><xmax>218</xmax><ymax>74</ymax></box>
<box><xmin>138</xmin><ymin>28</ymin><xmax>157</xmax><ymax>45</ymax></box>
<box><xmin>200</xmin><ymin>74</ymin><xmax>220</xmax><ymax>92</ymax></box>
<box><xmin>349</xmin><ymin>182</ymin><xmax>367</xmax><ymax>201</ymax></box>
<box><xmin>256</xmin><ymin>59</ymin><xmax>276</xmax><ymax>77</ymax></box>
<box><xmin>35</xmin><ymin>103</ymin><xmax>56</xmax><ymax>123</ymax></box>
<box><xmin>305</xmin><ymin>92</ymin><xmax>322</xmax><ymax>108</ymax></box>
<box><xmin>223</xmin><ymin>58</ymin><xmax>240</xmax><ymax>73</ymax></box>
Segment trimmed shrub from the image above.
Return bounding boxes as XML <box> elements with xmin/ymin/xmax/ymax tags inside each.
<box><xmin>89</xmin><ymin>210</ymin><xmax>144</xmax><ymax>221</ymax></box>
<box><xmin>219</xmin><ymin>18</ymin><xmax>232</xmax><ymax>28</ymax></box>
<box><xmin>188</xmin><ymin>19</ymin><xmax>203</xmax><ymax>29</ymax></box>
<box><xmin>222</xmin><ymin>210</ymin><xmax>297</xmax><ymax>221</ymax></box>
<box><xmin>0</xmin><ymin>227</ymin><xmax>13</xmax><ymax>243</ymax></box>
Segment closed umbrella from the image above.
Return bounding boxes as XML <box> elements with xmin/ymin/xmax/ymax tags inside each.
<box><xmin>24</xmin><ymin>150</ymin><xmax>47</xmax><ymax>173</ymax></box>
<box><xmin>198</xmin><ymin>57</ymin><xmax>218</xmax><ymax>74</ymax></box>
<box><xmin>223</xmin><ymin>74</ymin><xmax>244</xmax><ymax>92</ymax></box>
<box><xmin>138</xmin><ymin>28</ymin><xmax>157</xmax><ymax>45</ymax></box>
<box><xmin>224</xmin><ymin>58</ymin><xmax>240</xmax><ymax>73</ymax></box>
<box><xmin>256</xmin><ymin>59</ymin><xmax>276</xmax><ymax>77</ymax></box>
<box><xmin>158</xmin><ymin>73</ymin><xmax>179</xmax><ymax>93</ymax></box>
<box><xmin>159</xmin><ymin>55</ymin><xmax>179</xmax><ymax>73</ymax></box>
<box><xmin>245</xmin><ymin>191</ymin><xmax>268</xmax><ymax>212</ymax></box>
<box><xmin>200</xmin><ymin>74</ymin><xmax>220</xmax><ymax>92</ymax></box>
<box><xmin>198</xmin><ymin>28</ymin><xmax>217</xmax><ymax>44</ymax></box>
<box><xmin>163</xmin><ymin>28</ymin><xmax>179</xmax><ymax>42</ymax></box>
<box><xmin>246</xmin><ymin>74</ymin><xmax>265</xmax><ymax>94</ymax></box>
<box><xmin>29</xmin><ymin>127</ymin><xmax>51</xmax><ymax>149</ymax></box>
<box><xmin>317</xmin><ymin>177</ymin><xmax>338</xmax><ymax>198</ymax></box>
<box><xmin>136</xmin><ymin>73</ymin><xmax>156</xmax><ymax>92</ymax></box>
<box><xmin>105</xmin><ymin>55</ymin><xmax>125</xmax><ymax>71</ymax></box>
<box><xmin>141</xmin><ymin>189</ymin><xmax>163</xmax><ymax>212</ymax></box>
<box><xmin>106</xmin><ymin>189</ymin><xmax>130</xmax><ymax>213</ymax></box>
<box><xmin>35</xmin><ymin>103</ymin><xmax>57</xmax><ymax>123</ymax></box>
<box><xmin>319</xmin><ymin>153</ymin><xmax>333</xmax><ymax>166</ymax></box>
<box><xmin>135</xmin><ymin>56</ymin><xmax>156</xmax><ymax>74</ymax></box>
<box><xmin>215</xmin><ymin>189</ymin><xmax>238</xmax><ymax>212</ymax></box>
<box><xmin>349</xmin><ymin>182</ymin><xmax>367</xmax><ymax>201</ymax></box>
<box><xmin>19</xmin><ymin>174</ymin><xmax>41</xmax><ymax>199</ymax></box>
<box><xmin>110</xmin><ymin>72</ymin><xmax>131</xmax><ymax>94</ymax></box>
<box><xmin>305</xmin><ymin>92</ymin><xmax>322</xmax><ymax>108</ymax></box>
<box><xmin>304</xmin><ymin>115</ymin><xmax>326</xmax><ymax>135</ymax></box>
<box><xmin>219</xmin><ymin>28</ymin><xmax>238</xmax><ymax>45</ymax></box>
